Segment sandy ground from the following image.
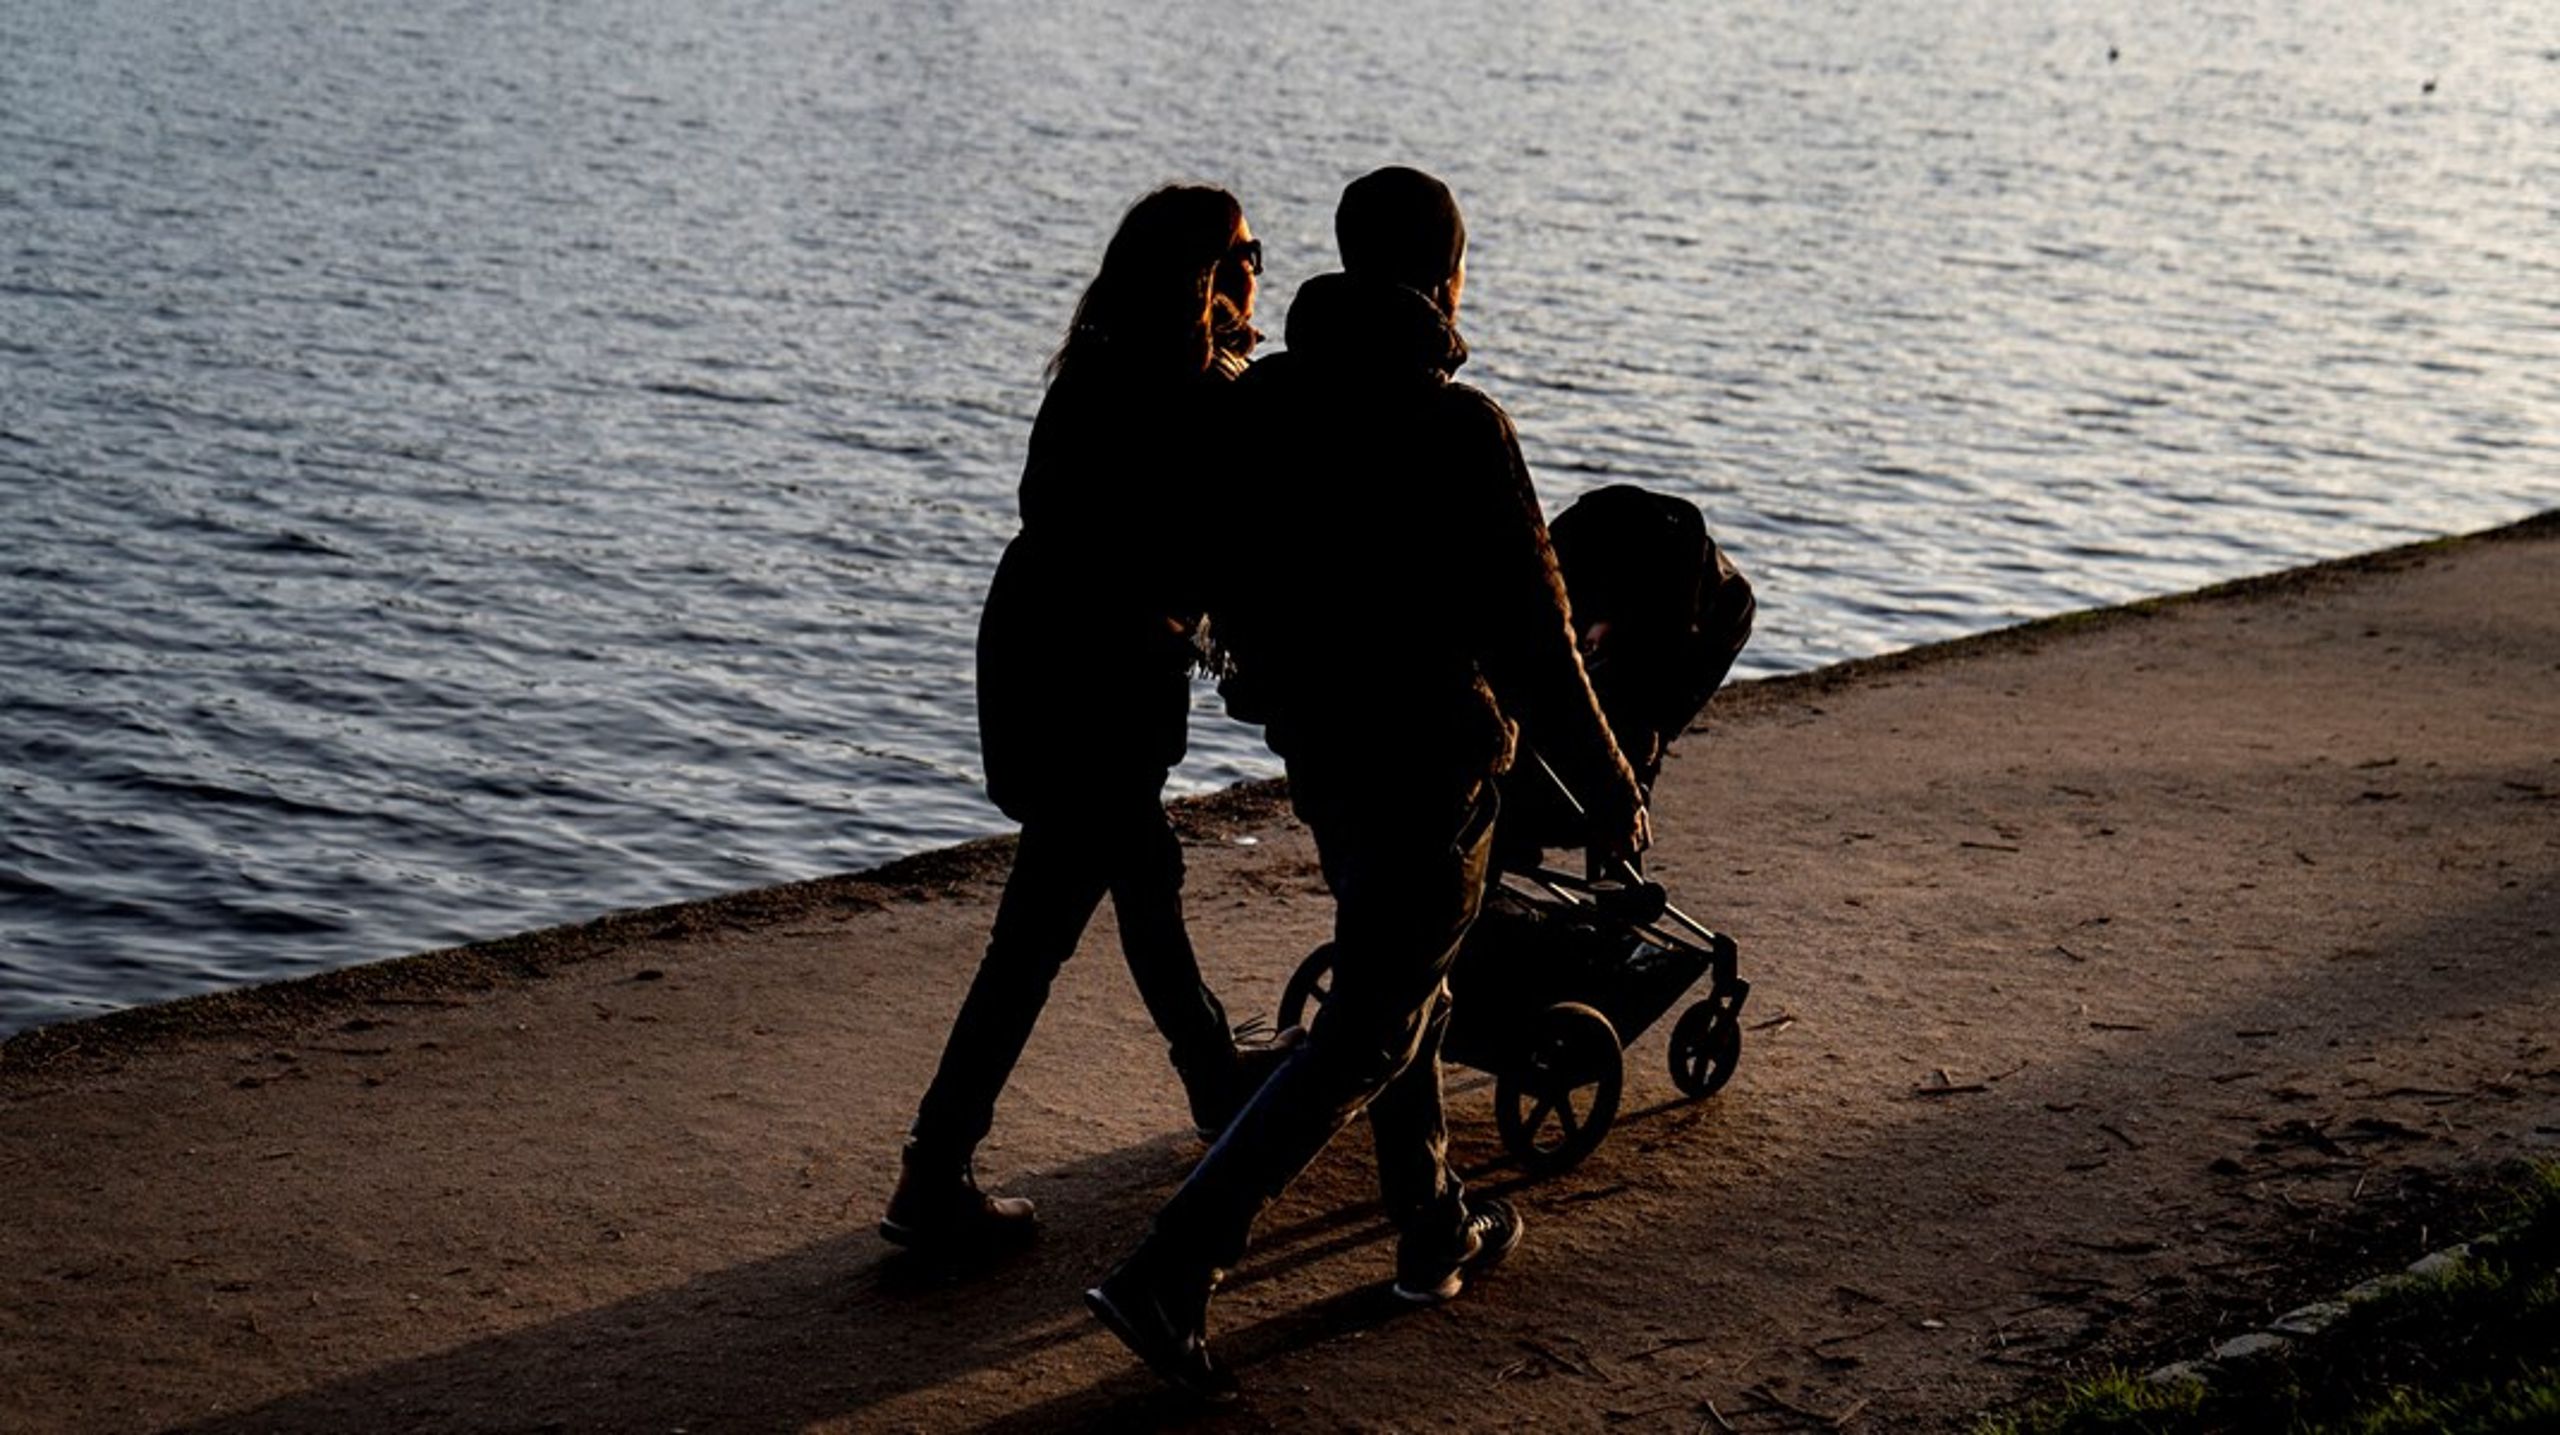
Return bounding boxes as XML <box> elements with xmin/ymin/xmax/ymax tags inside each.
<box><xmin>4</xmin><ymin>516</ymin><xmax>2555</xmax><ymax>1434</ymax></box>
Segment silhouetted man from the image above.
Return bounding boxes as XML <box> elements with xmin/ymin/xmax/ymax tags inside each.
<box><xmin>1085</xmin><ymin>166</ymin><xmax>1646</xmax><ymax>1401</ymax></box>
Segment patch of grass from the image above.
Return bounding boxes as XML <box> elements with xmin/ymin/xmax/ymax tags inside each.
<box><xmin>1974</xmin><ymin>1371</ymin><xmax>2204</xmax><ymax>1433</ymax></box>
<box><xmin>1980</xmin><ymin>1162</ymin><xmax>2560</xmax><ymax>1435</ymax></box>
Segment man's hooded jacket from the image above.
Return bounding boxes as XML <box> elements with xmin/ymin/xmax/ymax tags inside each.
<box><xmin>1209</xmin><ymin>271</ymin><xmax>1640</xmax><ymax>829</ymax></box>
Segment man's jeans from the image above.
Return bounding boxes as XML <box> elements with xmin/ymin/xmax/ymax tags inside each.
<box><xmin>910</xmin><ymin>787</ymin><xmax>1230</xmax><ymax>1163</ymax></box>
<box><xmin>1141</xmin><ymin>771</ymin><xmax>1498</xmax><ymax>1276</ymax></box>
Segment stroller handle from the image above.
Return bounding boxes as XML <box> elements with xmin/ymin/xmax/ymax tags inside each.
<box><xmin>1524</xmin><ymin>748</ymin><xmax>1650</xmax><ymax>885</ymax></box>
<box><xmin>1518</xmin><ymin>747</ymin><xmax>1681</xmax><ymax>927</ymax></box>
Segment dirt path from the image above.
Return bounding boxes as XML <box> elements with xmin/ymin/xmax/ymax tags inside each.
<box><xmin>5</xmin><ymin>518</ymin><xmax>2556</xmax><ymax>1434</ymax></box>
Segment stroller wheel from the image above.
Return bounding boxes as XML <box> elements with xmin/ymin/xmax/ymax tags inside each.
<box><xmin>1496</xmin><ymin>1002</ymin><xmax>1622</xmax><ymax>1175</ymax></box>
<box><xmin>1667</xmin><ymin>1001</ymin><xmax>1742</xmax><ymax>1098</ymax></box>
<box><xmin>1276</xmin><ymin>944</ymin><xmax>1338</xmax><ymax>1030</ymax></box>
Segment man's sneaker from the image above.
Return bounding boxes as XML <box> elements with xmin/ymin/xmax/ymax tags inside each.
<box><xmin>1391</xmin><ymin>1196</ymin><xmax>1524</xmax><ymax>1305</ymax></box>
<box><xmin>878</xmin><ymin>1145</ymin><xmax>1036</xmax><ymax>1252</ymax></box>
<box><xmin>1085</xmin><ymin>1256</ymin><xmax>1237</xmax><ymax>1403</ymax></box>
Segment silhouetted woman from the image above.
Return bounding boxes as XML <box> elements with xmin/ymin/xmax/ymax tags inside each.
<box><xmin>884</xmin><ymin>185</ymin><xmax>1275</xmax><ymax>1250</ymax></box>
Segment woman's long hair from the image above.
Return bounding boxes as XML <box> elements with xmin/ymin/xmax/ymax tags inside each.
<box><xmin>1048</xmin><ymin>185</ymin><xmax>1244</xmax><ymax>384</ymax></box>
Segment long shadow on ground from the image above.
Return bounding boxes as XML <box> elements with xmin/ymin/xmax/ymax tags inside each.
<box><xmin>178</xmin><ymin>875</ymin><xmax>2559</xmax><ymax>1433</ymax></box>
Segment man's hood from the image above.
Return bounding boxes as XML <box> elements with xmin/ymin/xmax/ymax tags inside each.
<box><xmin>1280</xmin><ymin>271</ymin><xmax>1468</xmax><ymax>380</ymax></box>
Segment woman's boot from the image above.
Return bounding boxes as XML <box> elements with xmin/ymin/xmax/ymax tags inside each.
<box><xmin>879</xmin><ymin>1139</ymin><xmax>1037</xmax><ymax>1250</ymax></box>
<box><xmin>1178</xmin><ymin>1025</ymin><xmax>1304</xmax><ymax>1142</ymax></box>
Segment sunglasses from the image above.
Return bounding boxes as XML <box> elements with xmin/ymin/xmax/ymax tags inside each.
<box><xmin>1224</xmin><ymin>238</ymin><xmax>1263</xmax><ymax>276</ymax></box>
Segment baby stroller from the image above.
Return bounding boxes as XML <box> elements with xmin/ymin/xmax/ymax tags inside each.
<box><xmin>1274</xmin><ymin>487</ymin><xmax>1756</xmax><ymax>1175</ymax></box>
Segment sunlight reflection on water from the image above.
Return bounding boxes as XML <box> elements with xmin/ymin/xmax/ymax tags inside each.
<box><xmin>1</xmin><ymin>0</ymin><xmax>2553</xmax><ymax>1030</ymax></box>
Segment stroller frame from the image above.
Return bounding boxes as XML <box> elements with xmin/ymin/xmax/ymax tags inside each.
<box><xmin>1275</xmin><ymin>840</ymin><xmax>1750</xmax><ymax>1176</ymax></box>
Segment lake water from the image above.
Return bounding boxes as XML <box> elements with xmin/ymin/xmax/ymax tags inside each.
<box><xmin>3</xmin><ymin>0</ymin><xmax>2554</xmax><ymax>1034</ymax></box>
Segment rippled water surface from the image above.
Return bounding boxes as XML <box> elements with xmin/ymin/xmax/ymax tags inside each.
<box><xmin>4</xmin><ymin>0</ymin><xmax>2554</xmax><ymax>1032</ymax></box>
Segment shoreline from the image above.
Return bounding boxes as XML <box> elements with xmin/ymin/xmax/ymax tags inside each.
<box><xmin>9</xmin><ymin>509</ymin><xmax>2551</xmax><ymax>1076</ymax></box>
